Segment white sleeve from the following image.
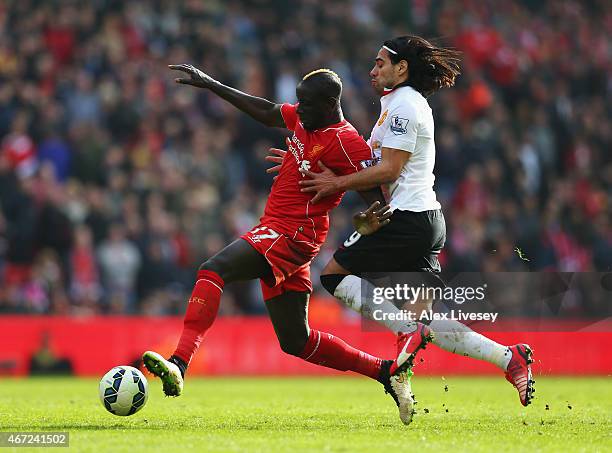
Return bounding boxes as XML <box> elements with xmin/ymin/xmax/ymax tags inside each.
<box><xmin>381</xmin><ymin>103</ymin><xmax>418</xmax><ymax>153</ymax></box>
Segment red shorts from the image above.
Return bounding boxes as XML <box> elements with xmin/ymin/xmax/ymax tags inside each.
<box><xmin>241</xmin><ymin>224</ymin><xmax>316</xmax><ymax>301</ymax></box>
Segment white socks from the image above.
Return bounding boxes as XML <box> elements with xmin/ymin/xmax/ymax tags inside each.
<box><xmin>333</xmin><ymin>275</ymin><xmax>416</xmax><ymax>333</ymax></box>
<box><xmin>332</xmin><ymin>275</ymin><xmax>511</xmax><ymax>370</ymax></box>
<box><xmin>429</xmin><ymin>318</ymin><xmax>511</xmax><ymax>371</ymax></box>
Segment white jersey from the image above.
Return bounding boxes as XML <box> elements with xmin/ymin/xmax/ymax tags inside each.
<box><xmin>367</xmin><ymin>85</ymin><xmax>440</xmax><ymax>212</ymax></box>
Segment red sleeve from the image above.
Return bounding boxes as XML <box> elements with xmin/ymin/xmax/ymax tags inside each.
<box><xmin>322</xmin><ymin>131</ymin><xmax>373</xmax><ymax>176</ymax></box>
<box><xmin>280</xmin><ymin>103</ymin><xmax>298</xmax><ymax>131</ymax></box>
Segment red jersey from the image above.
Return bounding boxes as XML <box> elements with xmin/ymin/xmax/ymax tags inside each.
<box><xmin>260</xmin><ymin>103</ymin><xmax>373</xmax><ymax>254</ymax></box>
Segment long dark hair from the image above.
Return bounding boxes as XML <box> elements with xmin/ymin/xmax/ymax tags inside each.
<box><xmin>383</xmin><ymin>35</ymin><xmax>461</xmax><ymax>97</ymax></box>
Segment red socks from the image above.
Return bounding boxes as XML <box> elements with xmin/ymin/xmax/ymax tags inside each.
<box><xmin>173</xmin><ymin>271</ymin><xmax>382</xmax><ymax>381</ymax></box>
<box><xmin>173</xmin><ymin>270</ymin><xmax>224</xmax><ymax>365</ymax></box>
<box><xmin>299</xmin><ymin>329</ymin><xmax>383</xmax><ymax>380</ymax></box>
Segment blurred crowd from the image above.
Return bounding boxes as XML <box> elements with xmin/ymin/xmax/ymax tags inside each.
<box><xmin>0</xmin><ymin>0</ymin><xmax>610</xmax><ymax>316</ymax></box>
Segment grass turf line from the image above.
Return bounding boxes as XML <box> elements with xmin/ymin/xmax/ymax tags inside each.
<box><xmin>0</xmin><ymin>377</ymin><xmax>609</xmax><ymax>452</ymax></box>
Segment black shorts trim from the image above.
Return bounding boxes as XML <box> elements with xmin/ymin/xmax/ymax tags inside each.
<box><xmin>334</xmin><ymin>209</ymin><xmax>446</xmax><ymax>274</ymax></box>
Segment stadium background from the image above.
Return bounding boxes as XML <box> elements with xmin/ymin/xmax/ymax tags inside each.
<box><xmin>0</xmin><ymin>0</ymin><xmax>610</xmax><ymax>377</ymax></box>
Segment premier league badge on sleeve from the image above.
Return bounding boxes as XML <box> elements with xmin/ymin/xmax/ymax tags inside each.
<box><xmin>390</xmin><ymin>116</ymin><xmax>409</xmax><ymax>135</ymax></box>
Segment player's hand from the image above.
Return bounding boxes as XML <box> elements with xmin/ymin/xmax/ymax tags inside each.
<box><xmin>299</xmin><ymin>162</ymin><xmax>340</xmax><ymax>203</ymax></box>
<box><xmin>352</xmin><ymin>201</ymin><xmax>392</xmax><ymax>235</ymax></box>
<box><xmin>265</xmin><ymin>148</ymin><xmax>286</xmax><ymax>172</ymax></box>
<box><xmin>266</xmin><ymin>148</ymin><xmax>284</xmax><ymax>181</ymax></box>
<box><xmin>266</xmin><ymin>137</ymin><xmax>290</xmax><ymax>181</ymax></box>
<box><xmin>266</xmin><ymin>149</ymin><xmax>284</xmax><ymax>181</ymax></box>
<box><xmin>168</xmin><ymin>64</ymin><xmax>216</xmax><ymax>88</ymax></box>
<box><xmin>266</xmin><ymin>137</ymin><xmax>290</xmax><ymax>176</ymax></box>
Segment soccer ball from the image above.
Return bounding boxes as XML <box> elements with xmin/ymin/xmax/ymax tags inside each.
<box><xmin>99</xmin><ymin>366</ymin><xmax>148</xmax><ymax>416</ymax></box>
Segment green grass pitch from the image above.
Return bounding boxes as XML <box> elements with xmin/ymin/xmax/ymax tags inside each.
<box><xmin>0</xmin><ymin>376</ymin><xmax>610</xmax><ymax>452</ymax></box>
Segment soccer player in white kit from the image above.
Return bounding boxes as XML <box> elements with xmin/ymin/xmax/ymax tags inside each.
<box><xmin>296</xmin><ymin>36</ymin><xmax>535</xmax><ymax>415</ymax></box>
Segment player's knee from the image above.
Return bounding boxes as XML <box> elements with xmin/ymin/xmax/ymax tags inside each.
<box><xmin>199</xmin><ymin>258</ymin><xmax>227</xmax><ymax>280</ymax></box>
<box><xmin>320</xmin><ymin>274</ymin><xmax>347</xmax><ymax>296</ymax></box>
<box><xmin>277</xmin><ymin>331</ymin><xmax>308</xmax><ymax>356</ymax></box>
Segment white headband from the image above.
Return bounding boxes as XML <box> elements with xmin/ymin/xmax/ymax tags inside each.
<box><xmin>382</xmin><ymin>45</ymin><xmax>398</xmax><ymax>55</ymax></box>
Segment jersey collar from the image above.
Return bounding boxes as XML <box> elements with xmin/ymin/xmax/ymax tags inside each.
<box><xmin>381</xmin><ymin>82</ymin><xmax>414</xmax><ymax>97</ymax></box>
<box><xmin>311</xmin><ymin>118</ymin><xmax>347</xmax><ymax>132</ymax></box>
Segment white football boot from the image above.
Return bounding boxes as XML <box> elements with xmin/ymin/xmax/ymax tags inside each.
<box><xmin>383</xmin><ymin>367</ymin><xmax>416</xmax><ymax>425</ymax></box>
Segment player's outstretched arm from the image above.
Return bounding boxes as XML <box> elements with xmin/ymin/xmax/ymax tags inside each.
<box><xmin>169</xmin><ymin>64</ymin><xmax>284</xmax><ymax>128</ymax></box>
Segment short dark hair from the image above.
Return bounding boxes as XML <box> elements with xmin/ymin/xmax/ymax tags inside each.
<box><xmin>301</xmin><ymin>68</ymin><xmax>342</xmax><ymax>103</ymax></box>
<box><xmin>383</xmin><ymin>35</ymin><xmax>461</xmax><ymax>97</ymax></box>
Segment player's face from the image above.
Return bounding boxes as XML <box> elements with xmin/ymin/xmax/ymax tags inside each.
<box><xmin>370</xmin><ymin>48</ymin><xmax>401</xmax><ymax>95</ymax></box>
<box><xmin>296</xmin><ymin>82</ymin><xmax>330</xmax><ymax>131</ymax></box>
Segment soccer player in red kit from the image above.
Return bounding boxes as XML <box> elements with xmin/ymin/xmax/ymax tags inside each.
<box><xmin>142</xmin><ymin>64</ymin><xmax>419</xmax><ymax>424</ymax></box>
